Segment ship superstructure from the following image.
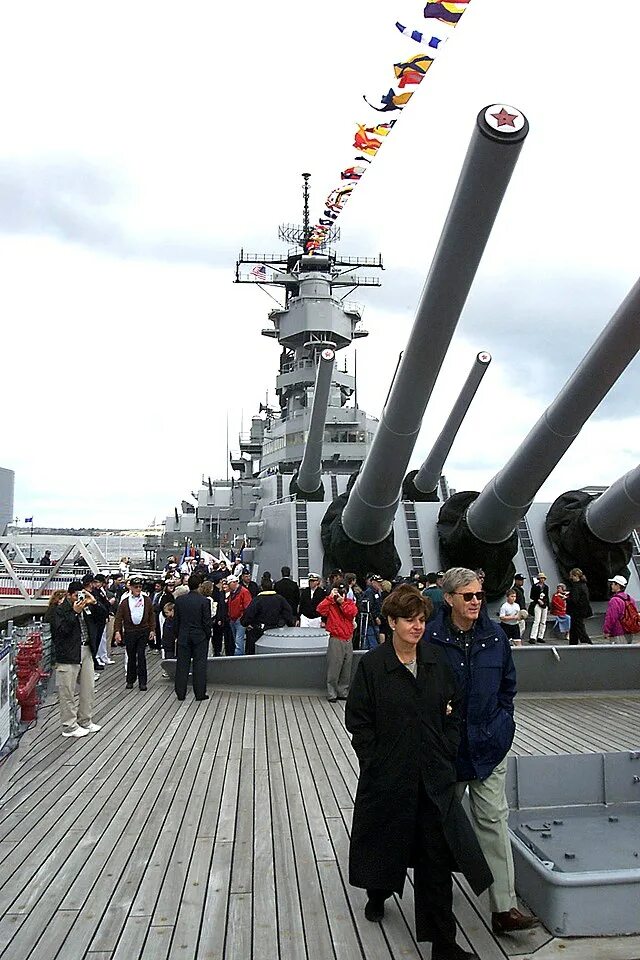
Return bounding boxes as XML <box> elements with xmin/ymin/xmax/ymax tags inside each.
<box><xmin>162</xmin><ymin>177</ymin><xmax>383</xmax><ymax>563</ymax></box>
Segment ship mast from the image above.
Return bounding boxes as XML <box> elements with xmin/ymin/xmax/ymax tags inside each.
<box><xmin>233</xmin><ymin>174</ymin><xmax>383</xmax><ymax>478</ymax></box>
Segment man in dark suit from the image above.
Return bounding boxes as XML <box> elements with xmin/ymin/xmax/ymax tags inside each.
<box><xmin>274</xmin><ymin>565</ymin><xmax>300</xmax><ymax>613</ymax></box>
<box><xmin>174</xmin><ymin>574</ymin><xmax>212</xmax><ymax>702</ymax></box>
<box><xmin>298</xmin><ymin>573</ymin><xmax>327</xmax><ymax>627</ymax></box>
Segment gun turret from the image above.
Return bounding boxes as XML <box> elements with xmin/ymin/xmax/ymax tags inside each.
<box><xmin>290</xmin><ymin>348</ymin><xmax>336</xmax><ymax>500</ymax></box>
<box><xmin>403</xmin><ymin>351</ymin><xmax>491</xmax><ymax>501</ymax></box>
<box><xmin>545</xmin><ymin>463</ymin><xmax>640</xmax><ymax>599</ymax></box>
<box><xmin>438</xmin><ymin>277</ymin><xmax>640</xmax><ymax>599</ymax></box>
<box><xmin>321</xmin><ymin>104</ymin><xmax>529</xmax><ymax>580</ymax></box>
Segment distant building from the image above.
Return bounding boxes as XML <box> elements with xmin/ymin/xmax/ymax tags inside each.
<box><xmin>0</xmin><ymin>467</ymin><xmax>15</xmax><ymax>535</ymax></box>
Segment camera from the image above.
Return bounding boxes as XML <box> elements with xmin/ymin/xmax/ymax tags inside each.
<box><xmin>337</xmin><ymin>585</ymin><xmax>347</xmax><ymax>596</ymax></box>
<box><xmin>77</xmin><ymin>591</ymin><xmax>85</xmax><ymax>601</ymax></box>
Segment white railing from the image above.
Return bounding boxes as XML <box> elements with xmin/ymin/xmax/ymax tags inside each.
<box><xmin>0</xmin><ymin>558</ymin><xmax>161</xmax><ymax>603</ymax></box>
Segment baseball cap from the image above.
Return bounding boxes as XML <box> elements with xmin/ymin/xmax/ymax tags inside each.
<box><xmin>81</xmin><ymin>573</ymin><xmax>95</xmax><ymax>586</ymax></box>
<box><xmin>608</xmin><ymin>575</ymin><xmax>628</xmax><ymax>587</ymax></box>
<box><xmin>130</xmin><ymin>576</ymin><xmax>144</xmax><ymax>586</ymax></box>
<box><xmin>227</xmin><ymin>575</ymin><xmax>239</xmax><ymax>583</ymax></box>
<box><xmin>68</xmin><ymin>580</ymin><xmax>84</xmax><ymax>594</ymax></box>
<box><xmin>514</xmin><ymin>573</ymin><xmax>525</xmax><ymax>580</ymax></box>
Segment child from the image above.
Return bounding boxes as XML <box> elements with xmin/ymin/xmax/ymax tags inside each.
<box><xmin>161</xmin><ymin>602</ymin><xmax>176</xmax><ymax>659</ymax></box>
<box><xmin>499</xmin><ymin>589</ymin><xmax>522</xmax><ymax>645</ymax></box>
<box><xmin>550</xmin><ymin>584</ymin><xmax>571</xmax><ymax>640</ymax></box>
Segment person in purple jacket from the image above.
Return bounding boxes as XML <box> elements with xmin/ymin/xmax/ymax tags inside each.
<box><xmin>604</xmin><ymin>575</ymin><xmax>639</xmax><ymax>644</ymax></box>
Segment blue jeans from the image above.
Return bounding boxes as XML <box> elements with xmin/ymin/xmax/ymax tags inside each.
<box><xmin>231</xmin><ymin>619</ymin><xmax>246</xmax><ymax>656</ymax></box>
<box><xmin>365</xmin><ymin>624</ymin><xmax>379</xmax><ymax>651</ymax></box>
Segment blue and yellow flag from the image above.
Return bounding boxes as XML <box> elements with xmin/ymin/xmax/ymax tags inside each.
<box><xmin>424</xmin><ymin>2</ymin><xmax>470</xmax><ymax>24</ymax></box>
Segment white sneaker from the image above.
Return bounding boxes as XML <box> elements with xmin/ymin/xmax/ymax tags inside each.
<box><xmin>104</xmin><ymin>659</ymin><xmax>116</xmax><ymax>664</ymax></box>
<box><xmin>62</xmin><ymin>726</ymin><xmax>90</xmax><ymax>738</ymax></box>
<box><xmin>82</xmin><ymin>722</ymin><xmax>102</xmax><ymax>733</ymax></box>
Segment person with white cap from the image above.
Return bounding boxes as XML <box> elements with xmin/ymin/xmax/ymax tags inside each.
<box><xmin>528</xmin><ymin>572</ymin><xmax>549</xmax><ymax>644</ymax></box>
<box><xmin>604</xmin><ymin>575</ymin><xmax>640</xmax><ymax>644</ymax></box>
<box><xmin>298</xmin><ymin>574</ymin><xmax>326</xmax><ymax>627</ymax></box>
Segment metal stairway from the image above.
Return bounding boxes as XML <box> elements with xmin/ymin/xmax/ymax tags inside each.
<box><xmin>631</xmin><ymin>531</ymin><xmax>640</xmax><ymax>581</ymax></box>
<box><xmin>330</xmin><ymin>474</ymin><xmax>338</xmax><ymax>499</ymax></box>
<box><xmin>295</xmin><ymin>501</ymin><xmax>309</xmax><ymax>579</ymax></box>
<box><xmin>517</xmin><ymin>515</ymin><xmax>541</xmax><ymax>582</ymax></box>
<box><xmin>403</xmin><ymin>501</ymin><xmax>425</xmax><ymax>573</ymax></box>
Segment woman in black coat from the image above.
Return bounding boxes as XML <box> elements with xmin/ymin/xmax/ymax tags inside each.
<box><xmin>345</xmin><ymin>585</ymin><xmax>491</xmax><ymax>960</ymax></box>
<box><xmin>567</xmin><ymin>567</ymin><xmax>592</xmax><ymax>644</ymax></box>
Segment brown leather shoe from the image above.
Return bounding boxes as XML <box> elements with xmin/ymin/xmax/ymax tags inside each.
<box><xmin>492</xmin><ymin>908</ymin><xmax>539</xmax><ymax>933</ymax></box>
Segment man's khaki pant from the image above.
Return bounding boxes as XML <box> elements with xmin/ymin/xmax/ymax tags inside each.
<box><xmin>455</xmin><ymin>757</ymin><xmax>516</xmax><ymax>913</ymax></box>
<box><xmin>326</xmin><ymin>636</ymin><xmax>353</xmax><ymax>700</ymax></box>
<box><xmin>56</xmin><ymin>644</ymin><xmax>95</xmax><ymax>732</ymax></box>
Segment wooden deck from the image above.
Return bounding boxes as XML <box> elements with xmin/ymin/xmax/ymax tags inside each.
<box><xmin>1</xmin><ymin>653</ymin><xmax>639</xmax><ymax>960</ymax></box>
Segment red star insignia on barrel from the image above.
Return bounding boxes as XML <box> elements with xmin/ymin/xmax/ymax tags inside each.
<box><xmin>490</xmin><ymin>107</ymin><xmax>519</xmax><ymax>128</ymax></box>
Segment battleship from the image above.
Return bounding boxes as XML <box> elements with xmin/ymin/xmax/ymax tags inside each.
<box><xmin>162</xmin><ymin>106</ymin><xmax>640</xmax><ymax>605</ymax></box>
<box><xmin>1</xmin><ymin>104</ymin><xmax>640</xmax><ymax>960</ymax></box>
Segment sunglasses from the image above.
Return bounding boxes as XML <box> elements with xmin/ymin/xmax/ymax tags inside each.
<box><xmin>453</xmin><ymin>591</ymin><xmax>485</xmax><ymax>602</ymax></box>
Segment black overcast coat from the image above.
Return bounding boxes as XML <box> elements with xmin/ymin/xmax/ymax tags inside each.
<box><xmin>345</xmin><ymin>639</ymin><xmax>492</xmax><ymax>898</ymax></box>
<box><xmin>49</xmin><ymin>598</ymin><xmax>98</xmax><ymax>664</ymax></box>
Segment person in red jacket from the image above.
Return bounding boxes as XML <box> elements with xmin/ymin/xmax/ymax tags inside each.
<box><xmin>317</xmin><ymin>580</ymin><xmax>358</xmax><ymax>701</ymax></box>
<box><xmin>226</xmin><ymin>575</ymin><xmax>253</xmax><ymax>655</ymax></box>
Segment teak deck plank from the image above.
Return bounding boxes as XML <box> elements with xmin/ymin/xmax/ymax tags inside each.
<box><xmin>1</xmin><ymin>653</ymin><xmax>638</xmax><ymax>960</ymax></box>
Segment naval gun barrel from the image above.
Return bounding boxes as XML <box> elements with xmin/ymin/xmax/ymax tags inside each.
<box><xmin>290</xmin><ymin>348</ymin><xmax>335</xmax><ymax>500</ymax></box>
<box><xmin>466</xmin><ymin>276</ymin><xmax>640</xmax><ymax>544</ymax></box>
<box><xmin>544</xmin><ymin>462</ymin><xmax>640</xmax><ymax>598</ymax></box>
<box><xmin>586</xmin><ymin>464</ymin><xmax>640</xmax><ymax>543</ymax></box>
<box><xmin>341</xmin><ymin>105</ymin><xmax>529</xmax><ymax>547</ymax></box>
<box><xmin>404</xmin><ymin>351</ymin><xmax>492</xmax><ymax>500</ymax></box>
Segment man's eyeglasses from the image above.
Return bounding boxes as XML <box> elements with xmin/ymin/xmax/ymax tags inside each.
<box><xmin>453</xmin><ymin>591</ymin><xmax>485</xmax><ymax>602</ymax></box>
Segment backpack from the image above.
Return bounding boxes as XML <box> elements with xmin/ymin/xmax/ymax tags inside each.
<box><xmin>620</xmin><ymin>596</ymin><xmax>640</xmax><ymax>635</ymax></box>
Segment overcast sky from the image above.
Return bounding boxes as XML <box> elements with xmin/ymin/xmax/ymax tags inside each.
<box><xmin>2</xmin><ymin>0</ymin><xmax>639</xmax><ymax>528</ymax></box>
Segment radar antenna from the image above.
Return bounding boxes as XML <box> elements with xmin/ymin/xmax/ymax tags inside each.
<box><xmin>278</xmin><ymin>174</ymin><xmax>340</xmax><ymax>250</ymax></box>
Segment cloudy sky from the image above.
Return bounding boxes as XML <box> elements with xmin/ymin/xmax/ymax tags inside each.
<box><xmin>2</xmin><ymin>0</ymin><xmax>639</xmax><ymax>528</ymax></box>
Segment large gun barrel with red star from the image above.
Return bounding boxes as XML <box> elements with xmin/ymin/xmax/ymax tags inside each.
<box><xmin>321</xmin><ymin>104</ymin><xmax>529</xmax><ymax>582</ymax></box>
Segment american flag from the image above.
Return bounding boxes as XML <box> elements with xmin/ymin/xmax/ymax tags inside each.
<box><xmin>251</xmin><ymin>263</ymin><xmax>268</xmax><ymax>281</ymax></box>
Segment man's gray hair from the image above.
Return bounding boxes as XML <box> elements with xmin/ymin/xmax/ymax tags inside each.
<box><xmin>441</xmin><ymin>567</ymin><xmax>479</xmax><ymax>596</ymax></box>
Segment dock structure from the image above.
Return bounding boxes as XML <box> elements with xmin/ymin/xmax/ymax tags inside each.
<box><xmin>1</xmin><ymin>658</ymin><xmax>639</xmax><ymax>960</ymax></box>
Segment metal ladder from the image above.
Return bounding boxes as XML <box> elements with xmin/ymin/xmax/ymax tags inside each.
<box><xmin>276</xmin><ymin>474</ymin><xmax>283</xmax><ymax>501</ymax></box>
<box><xmin>403</xmin><ymin>502</ymin><xmax>425</xmax><ymax>573</ymax></box>
<box><xmin>517</xmin><ymin>515</ymin><xmax>541</xmax><ymax>582</ymax></box>
<box><xmin>438</xmin><ymin>475</ymin><xmax>451</xmax><ymax>501</ymax></box>
<box><xmin>295</xmin><ymin>501</ymin><xmax>309</xmax><ymax>579</ymax></box>
<box><xmin>330</xmin><ymin>474</ymin><xmax>338</xmax><ymax>499</ymax></box>
<box><xmin>631</xmin><ymin>531</ymin><xmax>640</xmax><ymax>582</ymax></box>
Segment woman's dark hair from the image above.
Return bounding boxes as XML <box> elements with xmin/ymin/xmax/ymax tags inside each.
<box><xmin>381</xmin><ymin>584</ymin><xmax>432</xmax><ymax>621</ymax></box>
<box><xmin>260</xmin><ymin>574</ymin><xmax>274</xmax><ymax>591</ymax></box>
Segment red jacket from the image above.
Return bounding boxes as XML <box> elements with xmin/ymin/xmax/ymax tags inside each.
<box><xmin>550</xmin><ymin>592</ymin><xmax>567</xmax><ymax>617</ymax></box>
<box><xmin>316</xmin><ymin>594</ymin><xmax>358</xmax><ymax>641</ymax></box>
<box><xmin>227</xmin><ymin>585</ymin><xmax>253</xmax><ymax>621</ymax></box>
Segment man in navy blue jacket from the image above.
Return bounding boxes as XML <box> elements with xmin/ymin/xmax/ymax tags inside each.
<box><xmin>425</xmin><ymin>567</ymin><xmax>538</xmax><ymax>935</ymax></box>
<box><xmin>174</xmin><ymin>574</ymin><xmax>212</xmax><ymax>701</ymax></box>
